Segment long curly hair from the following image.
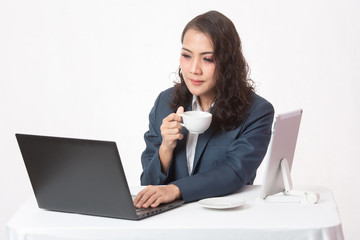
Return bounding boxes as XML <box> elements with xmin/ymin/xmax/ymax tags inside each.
<box><xmin>171</xmin><ymin>11</ymin><xmax>255</xmax><ymax>131</ymax></box>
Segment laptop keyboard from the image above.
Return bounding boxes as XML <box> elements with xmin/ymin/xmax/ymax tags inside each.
<box><xmin>132</xmin><ymin>195</ymin><xmax>149</xmax><ymax>213</ymax></box>
<box><xmin>131</xmin><ymin>194</ymin><xmax>166</xmax><ymax>215</ymax></box>
<box><xmin>135</xmin><ymin>207</ymin><xmax>147</xmax><ymax>213</ymax></box>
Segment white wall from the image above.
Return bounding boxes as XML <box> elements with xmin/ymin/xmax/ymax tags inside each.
<box><xmin>1</xmin><ymin>0</ymin><xmax>359</xmax><ymax>239</ymax></box>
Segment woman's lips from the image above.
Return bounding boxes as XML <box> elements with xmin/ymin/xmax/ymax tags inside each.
<box><xmin>190</xmin><ymin>79</ymin><xmax>204</xmax><ymax>86</ymax></box>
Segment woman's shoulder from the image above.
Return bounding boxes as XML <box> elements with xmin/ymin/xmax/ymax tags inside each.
<box><xmin>159</xmin><ymin>87</ymin><xmax>175</xmax><ymax>98</ymax></box>
<box><xmin>245</xmin><ymin>93</ymin><xmax>275</xmax><ymax>122</ymax></box>
<box><xmin>250</xmin><ymin>93</ymin><xmax>274</xmax><ymax>111</ymax></box>
<box><xmin>151</xmin><ymin>87</ymin><xmax>175</xmax><ymax>113</ymax></box>
<box><xmin>155</xmin><ymin>87</ymin><xmax>176</xmax><ymax>105</ymax></box>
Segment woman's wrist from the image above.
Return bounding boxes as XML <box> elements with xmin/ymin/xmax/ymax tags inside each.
<box><xmin>159</xmin><ymin>144</ymin><xmax>174</xmax><ymax>173</ymax></box>
<box><xmin>159</xmin><ymin>143</ymin><xmax>173</xmax><ymax>154</ymax></box>
<box><xmin>168</xmin><ymin>184</ymin><xmax>182</xmax><ymax>199</ymax></box>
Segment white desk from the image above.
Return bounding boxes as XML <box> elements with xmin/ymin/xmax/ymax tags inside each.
<box><xmin>6</xmin><ymin>185</ymin><xmax>344</xmax><ymax>240</ymax></box>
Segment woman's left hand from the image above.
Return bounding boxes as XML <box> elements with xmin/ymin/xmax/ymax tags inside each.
<box><xmin>133</xmin><ymin>184</ymin><xmax>182</xmax><ymax>208</ymax></box>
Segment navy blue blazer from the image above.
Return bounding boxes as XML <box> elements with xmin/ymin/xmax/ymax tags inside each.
<box><xmin>140</xmin><ymin>87</ymin><xmax>274</xmax><ymax>202</ymax></box>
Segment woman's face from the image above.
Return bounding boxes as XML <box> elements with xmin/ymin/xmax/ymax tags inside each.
<box><xmin>180</xmin><ymin>28</ymin><xmax>216</xmax><ymax>106</ymax></box>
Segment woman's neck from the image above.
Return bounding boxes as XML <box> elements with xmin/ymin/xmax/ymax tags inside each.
<box><xmin>198</xmin><ymin>96</ymin><xmax>214</xmax><ymax>111</ymax></box>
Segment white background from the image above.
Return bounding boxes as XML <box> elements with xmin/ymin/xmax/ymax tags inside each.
<box><xmin>1</xmin><ymin>0</ymin><xmax>359</xmax><ymax>239</ymax></box>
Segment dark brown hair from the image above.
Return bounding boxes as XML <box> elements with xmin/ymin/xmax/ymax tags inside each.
<box><xmin>171</xmin><ymin>10</ymin><xmax>254</xmax><ymax>131</ymax></box>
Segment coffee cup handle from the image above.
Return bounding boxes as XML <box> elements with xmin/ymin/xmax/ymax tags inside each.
<box><xmin>177</xmin><ymin>113</ymin><xmax>185</xmax><ymax>127</ymax></box>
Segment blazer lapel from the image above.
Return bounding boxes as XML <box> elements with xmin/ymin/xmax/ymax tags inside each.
<box><xmin>191</xmin><ymin>122</ymin><xmax>216</xmax><ymax>175</ymax></box>
<box><xmin>173</xmin><ymin>128</ymin><xmax>189</xmax><ymax>177</ymax></box>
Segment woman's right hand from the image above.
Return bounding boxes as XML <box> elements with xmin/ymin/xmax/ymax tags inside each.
<box><xmin>158</xmin><ymin>106</ymin><xmax>184</xmax><ymax>172</ymax></box>
<box><xmin>160</xmin><ymin>106</ymin><xmax>184</xmax><ymax>150</ymax></box>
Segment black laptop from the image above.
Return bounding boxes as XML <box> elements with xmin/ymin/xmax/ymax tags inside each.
<box><xmin>15</xmin><ymin>133</ymin><xmax>184</xmax><ymax>220</ymax></box>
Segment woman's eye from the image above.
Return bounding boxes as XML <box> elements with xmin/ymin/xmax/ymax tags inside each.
<box><xmin>181</xmin><ymin>53</ymin><xmax>191</xmax><ymax>59</ymax></box>
<box><xmin>204</xmin><ymin>57</ymin><xmax>214</xmax><ymax>63</ymax></box>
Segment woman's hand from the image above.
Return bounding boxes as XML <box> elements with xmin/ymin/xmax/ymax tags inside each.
<box><xmin>159</xmin><ymin>106</ymin><xmax>184</xmax><ymax>172</ymax></box>
<box><xmin>160</xmin><ymin>106</ymin><xmax>184</xmax><ymax>151</ymax></box>
<box><xmin>133</xmin><ymin>184</ymin><xmax>182</xmax><ymax>208</ymax></box>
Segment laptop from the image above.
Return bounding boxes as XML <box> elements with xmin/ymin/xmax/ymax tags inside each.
<box><xmin>15</xmin><ymin>133</ymin><xmax>184</xmax><ymax>220</ymax></box>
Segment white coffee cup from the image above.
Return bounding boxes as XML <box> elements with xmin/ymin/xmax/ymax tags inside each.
<box><xmin>178</xmin><ymin>111</ymin><xmax>212</xmax><ymax>134</ymax></box>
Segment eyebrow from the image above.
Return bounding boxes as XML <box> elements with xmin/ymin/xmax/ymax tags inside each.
<box><xmin>182</xmin><ymin>47</ymin><xmax>213</xmax><ymax>55</ymax></box>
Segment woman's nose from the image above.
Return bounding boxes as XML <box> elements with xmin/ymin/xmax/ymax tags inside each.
<box><xmin>190</xmin><ymin>58</ymin><xmax>202</xmax><ymax>75</ymax></box>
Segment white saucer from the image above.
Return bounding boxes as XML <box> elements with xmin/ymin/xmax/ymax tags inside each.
<box><xmin>198</xmin><ymin>197</ymin><xmax>245</xmax><ymax>209</ymax></box>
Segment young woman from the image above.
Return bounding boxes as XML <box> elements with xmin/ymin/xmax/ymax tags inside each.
<box><xmin>134</xmin><ymin>10</ymin><xmax>274</xmax><ymax>208</ymax></box>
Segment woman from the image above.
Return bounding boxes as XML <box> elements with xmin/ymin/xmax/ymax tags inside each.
<box><xmin>134</xmin><ymin>10</ymin><xmax>274</xmax><ymax>208</ymax></box>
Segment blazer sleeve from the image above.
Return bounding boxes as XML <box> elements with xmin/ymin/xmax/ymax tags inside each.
<box><xmin>140</xmin><ymin>91</ymin><xmax>173</xmax><ymax>185</ymax></box>
<box><xmin>172</xmin><ymin>96</ymin><xmax>274</xmax><ymax>202</ymax></box>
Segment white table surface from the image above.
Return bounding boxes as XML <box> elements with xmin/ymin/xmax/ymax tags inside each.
<box><xmin>6</xmin><ymin>185</ymin><xmax>344</xmax><ymax>240</ymax></box>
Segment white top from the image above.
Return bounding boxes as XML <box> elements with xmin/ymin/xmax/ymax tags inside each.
<box><xmin>186</xmin><ymin>96</ymin><xmax>212</xmax><ymax>175</ymax></box>
<box><xmin>6</xmin><ymin>185</ymin><xmax>344</xmax><ymax>240</ymax></box>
